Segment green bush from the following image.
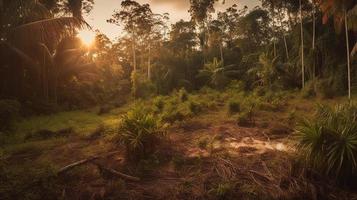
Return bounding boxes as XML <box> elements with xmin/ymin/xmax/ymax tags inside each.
<box><xmin>296</xmin><ymin>103</ymin><xmax>357</xmax><ymax>182</ymax></box>
<box><xmin>153</xmin><ymin>96</ymin><xmax>165</xmax><ymax>112</ymax></box>
<box><xmin>227</xmin><ymin>100</ymin><xmax>241</xmax><ymax>115</ymax></box>
<box><xmin>161</xmin><ymin>109</ymin><xmax>186</xmax><ymax>123</ymax></box>
<box><xmin>178</xmin><ymin>88</ymin><xmax>188</xmax><ymax>102</ymax></box>
<box><xmin>117</xmin><ymin>106</ymin><xmax>167</xmax><ymax>161</ymax></box>
<box><xmin>235</xmin><ymin>111</ymin><xmax>253</xmax><ymax>127</ymax></box>
<box><xmin>188</xmin><ymin>101</ymin><xmax>203</xmax><ymax>115</ymax></box>
<box><xmin>0</xmin><ymin>99</ymin><xmax>21</xmax><ymax>131</ymax></box>
<box><xmin>316</xmin><ymin>78</ymin><xmax>343</xmax><ymax>99</ymax></box>
<box><xmin>253</xmin><ymin>87</ymin><xmax>266</xmax><ymax>97</ymax></box>
<box><xmin>300</xmin><ymin>81</ymin><xmax>316</xmax><ymax>99</ymax></box>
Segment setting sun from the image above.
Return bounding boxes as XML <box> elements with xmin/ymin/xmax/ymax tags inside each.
<box><xmin>78</xmin><ymin>29</ymin><xmax>96</xmax><ymax>46</ymax></box>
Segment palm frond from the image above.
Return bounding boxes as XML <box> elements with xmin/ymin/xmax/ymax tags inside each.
<box><xmin>9</xmin><ymin>17</ymin><xmax>90</xmax><ymax>48</ymax></box>
<box><xmin>2</xmin><ymin>41</ymin><xmax>40</xmax><ymax>72</ymax></box>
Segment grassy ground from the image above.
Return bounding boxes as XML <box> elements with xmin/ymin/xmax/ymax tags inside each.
<box><xmin>1</xmin><ymin>89</ymin><xmax>356</xmax><ymax>200</ymax></box>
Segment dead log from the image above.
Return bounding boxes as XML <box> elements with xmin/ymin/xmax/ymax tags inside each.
<box><xmin>95</xmin><ymin>163</ymin><xmax>140</xmax><ymax>182</ymax></box>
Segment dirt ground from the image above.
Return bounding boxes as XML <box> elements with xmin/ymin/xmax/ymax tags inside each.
<box><xmin>5</xmin><ymin>102</ymin><xmax>357</xmax><ymax>200</ymax></box>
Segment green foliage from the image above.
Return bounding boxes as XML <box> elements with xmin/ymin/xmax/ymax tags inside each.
<box><xmin>209</xmin><ymin>182</ymin><xmax>235</xmax><ymax>198</ymax></box>
<box><xmin>188</xmin><ymin>101</ymin><xmax>203</xmax><ymax>115</ymax></box>
<box><xmin>178</xmin><ymin>88</ymin><xmax>189</xmax><ymax>102</ymax></box>
<box><xmin>235</xmin><ymin>111</ymin><xmax>253</xmax><ymax>127</ymax></box>
<box><xmin>227</xmin><ymin>99</ymin><xmax>241</xmax><ymax>115</ymax></box>
<box><xmin>296</xmin><ymin>103</ymin><xmax>357</xmax><ymax>181</ymax></box>
<box><xmin>198</xmin><ymin>58</ymin><xmax>231</xmax><ymax>89</ymax></box>
<box><xmin>300</xmin><ymin>81</ymin><xmax>317</xmax><ymax>99</ymax></box>
<box><xmin>316</xmin><ymin>76</ymin><xmax>345</xmax><ymax>99</ymax></box>
<box><xmin>0</xmin><ymin>162</ymin><xmax>61</xmax><ymax>200</ymax></box>
<box><xmin>153</xmin><ymin>96</ymin><xmax>165</xmax><ymax>112</ymax></box>
<box><xmin>117</xmin><ymin>105</ymin><xmax>167</xmax><ymax>161</ymax></box>
<box><xmin>0</xmin><ymin>100</ymin><xmax>21</xmax><ymax>132</ymax></box>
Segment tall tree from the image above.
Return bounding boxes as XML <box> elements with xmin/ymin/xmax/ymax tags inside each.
<box><xmin>189</xmin><ymin>0</ymin><xmax>219</xmax><ymax>63</ymax></box>
<box><xmin>317</xmin><ymin>0</ymin><xmax>356</xmax><ymax>99</ymax></box>
<box><xmin>300</xmin><ymin>0</ymin><xmax>305</xmax><ymax>88</ymax></box>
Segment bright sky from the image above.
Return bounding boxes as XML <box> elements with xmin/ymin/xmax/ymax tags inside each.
<box><xmin>84</xmin><ymin>0</ymin><xmax>261</xmax><ymax>40</ymax></box>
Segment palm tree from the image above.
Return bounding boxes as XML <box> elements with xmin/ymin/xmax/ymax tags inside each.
<box><xmin>0</xmin><ymin>0</ymin><xmax>90</xmax><ymax>102</ymax></box>
<box><xmin>249</xmin><ymin>52</ymin><xmax>279</xmax><ymax>89</ymax></box>
<box><xmin>197</xmin><ymin>57</ymin><xmax>239</xmax><ymax>89</ymax></box>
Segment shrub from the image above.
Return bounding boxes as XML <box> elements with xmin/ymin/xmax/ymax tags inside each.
<box><xmin>227</xmin><ymin>100</ymin><xmax>241</xmax><ymax>115</ymax></box>
<box><xmin>188</xmin><ymin>101</ymin><xmax>203</xmax><ymax>115</ymax></box>
<box><xmin>296</xmin><ymin>103</ymin><xmax>357</xmax><ymax>182</ymax></box>
<box><xmin>153</xmin><ymin>96</ymin><xmax>165</xmax><ymax>112</ymax></box>
<box><xmin>161</xmin><ymin>109</ymin><xmax>186</xmax><ymax>123</ymax></box>
<box><xmin>316</xmin><ymin>78</ymin><xmax>342</xmax><ymax>99</ymax></box>
<box><xmin>300</xmin><ymin>81</ymin><xmax>316</xmax><ymax>99</ymax></box>
<box><xmin>0</xmin><ymin>99</ymin><xmax>21</xmax><ymax>131</ymax></box>
<box><xmin>178</xmin><ymin>88</ymin><xmax>188</xmax><ymax>102</ymax></box>
<box><xmin>235</xmin><ymin>111</ymin><xmax>253</xmax><ymax>127</ymax></box>
<box><xmin>253</xmin><ymin>87</ymin><xmax>266</xmax><ymax>97</ymax></box>
<box><xmin>117</xmin><ymin>106</ymin><xmax>166</xmax><ymax>161</ymax></box>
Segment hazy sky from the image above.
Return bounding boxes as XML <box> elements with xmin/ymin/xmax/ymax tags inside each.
<box><xmin>84</xmin><ymin>0</ymin><xmax>261</xmax><ymax>40</ymax></box>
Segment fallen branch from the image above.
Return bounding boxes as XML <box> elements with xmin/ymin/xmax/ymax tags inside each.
<box><xmin>57</xmin><ymin>151</ymin><xmax>121</xmax><ymax>175</ymax></box>
<box><xmin>95</xmin><ymin>163</ymin><xmax>140</xmax><ymax>182</ymax></box>
<box><xmin>58</xmin><ymin>156</ymin><xmax>100</xmax><ymax>175</ymax></box>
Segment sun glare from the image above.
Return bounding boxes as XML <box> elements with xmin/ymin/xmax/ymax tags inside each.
<box><xmin>78</xmin><ymin>29</ymin><xmax>96</xmax><ymax>46</ymax></box>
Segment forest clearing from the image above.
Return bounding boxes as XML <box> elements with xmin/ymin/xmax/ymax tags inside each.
<box><xmin>1</xmin><ymin>0</ymin><xmax>357</xmax><ymax>199</ymax></box>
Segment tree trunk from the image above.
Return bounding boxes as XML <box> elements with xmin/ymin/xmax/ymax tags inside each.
<box><xmin>42</xmin><ymin>50</ymin><xmax>49</xmax><ymax>102</ymax></box>
<box><xmin>312</xmin><ymin>4</ymin><xmax>316</xmax><ymax>79</ymax></box>
<box><xmin>283</xmin><ymin>34</ymin><xmax>289</xmax><ymax>60</ymax></box>
<box><xmin>148</xmin><ymin>43</ymin><xmax>151</xmax><ymax>80</ymax></box>
<box><xmin>53</xmin><ymin>67</ymin><xmax>58</xmax><ymax>105</ymax></box>
<box><xmin>300</xmin><ymin>0</ymin><xmax>305</xmax><ymax>89</ymax></box>
<box><xmin>312</xmin><ymin>6</ymin><xmax>316</xmax><ymax>50</ymax></box>
<box><xmin>131</xmin><ymin>30</ymin><xmax>137</xmax><ymax>72</ymax></box>
<box><xmin>220</xmin><ymin>42</ymin><xmax>224</xmax><ymax>66</ymax></box>
<box><xmin>345</xmin><ymin>9</ymin><xmax>351</xmax><ymax>99</ymax></box>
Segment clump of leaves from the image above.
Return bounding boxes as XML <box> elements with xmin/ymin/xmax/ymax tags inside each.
<box><xmin>178</xmin><ymin>88</ymin><xmax>189</xmax><ymax>102</ymax></box>
<box><xmin>153</xmin><ymin>96</ymin><xmax>165</xmax><ymax>112</ymax></box>
<box><xmin>188</xmin><ymin>101</ymin><xmax>203</xmax><ymax>115</ymax></box>
<box><xmin>296</xmin><ymin>103</ymin><xmax>357</xmax><ymax>182</ymax></box>
<box><xmin>117</xmin><ymin>105</ymin><xmax>167</xmax><ymax>162</ymax></box>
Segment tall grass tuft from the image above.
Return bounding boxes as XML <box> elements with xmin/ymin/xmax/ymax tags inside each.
<box><xmin>296</xmin><ymin>103</ymin><xmax>357</xmax><ymax>182</ymax></box>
